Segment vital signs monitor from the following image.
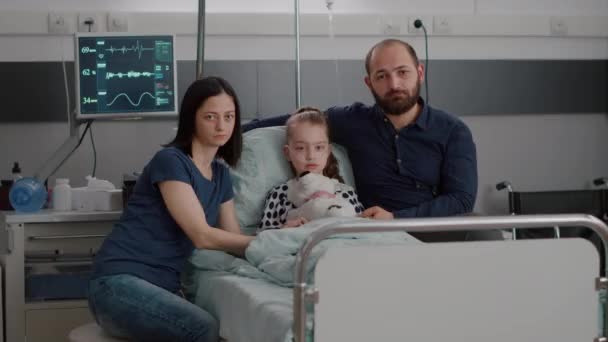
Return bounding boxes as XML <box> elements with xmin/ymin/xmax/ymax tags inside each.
<box><xmin>75</xmin><ymin>33</ymin><xmax>178</xmax><ymax>120</ymax></box>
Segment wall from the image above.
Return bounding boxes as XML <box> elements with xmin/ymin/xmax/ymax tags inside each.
<box><xmin>1</xmin><ymin>0</ymin><xmax>608</xmax><ymax>15</ymax></box>
<box><xmin>0</xmin><ymin>0</ymin><xmax>607</xmax><ymax>215</ymax></box>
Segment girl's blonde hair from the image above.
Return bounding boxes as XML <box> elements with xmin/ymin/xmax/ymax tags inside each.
<box><xmin>286</xmin><ymin>107</ymin><xmax>344</xmax><ymax>183</ymax></box>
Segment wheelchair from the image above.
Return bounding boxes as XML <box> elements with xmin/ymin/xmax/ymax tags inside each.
<box><xmin>495</xmin><ymin>177</ymin><xmax>608</xmax><ymax>274</ymax></box>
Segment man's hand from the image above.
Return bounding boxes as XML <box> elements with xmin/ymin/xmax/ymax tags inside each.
<box><xmin>282</xmin><ymin>217</ymin><xmax>308</xmax><ymax>228</ymax></box>
<box><xmin>361</xmin><ymin>206</ymin><xmax>394</xmax><ymax>220</ymax></box>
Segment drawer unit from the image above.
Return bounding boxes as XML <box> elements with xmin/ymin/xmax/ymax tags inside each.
<box><xmin>1</xmin><ymin>210</ymin><xmax>120</xmax><ymax>342</ymax></box>
<box><xmin>24</xmin><ymin>221</ymin><xmax>113</xmax><ymax>255</ymax></box>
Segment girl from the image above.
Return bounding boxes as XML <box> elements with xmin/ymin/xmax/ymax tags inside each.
<box><xmin>88</xmin><ymin>77</ymin><xmax>253</xmax><ymax>342</ymax></box>
<box><xmin>258</xmin><ymin>107</ymin><xmax>364</xmax><ymax>231</ymax></box>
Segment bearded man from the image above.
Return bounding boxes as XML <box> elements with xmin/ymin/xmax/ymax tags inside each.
<box><xmin>244</xmin><ymin>39</ymin><xmax>487</xmax><ymax>240</ymax></box>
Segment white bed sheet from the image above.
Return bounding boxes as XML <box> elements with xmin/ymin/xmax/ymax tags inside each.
<box><xmin>190</xmin><ymin>270</ymin><xmax>293</xmax><ymax>342</ymax></box>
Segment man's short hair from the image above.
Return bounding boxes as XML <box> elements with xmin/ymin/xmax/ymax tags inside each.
<box><xmin>365</xmin><ymin>39</ymin><xmax>419</xmax><ymax>75</ymax></box>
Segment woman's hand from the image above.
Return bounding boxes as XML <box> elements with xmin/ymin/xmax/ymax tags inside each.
<box><xmin>282</xmin><ymin>217</ymin><xmax>308</xmax><ymax>228</ymax></box>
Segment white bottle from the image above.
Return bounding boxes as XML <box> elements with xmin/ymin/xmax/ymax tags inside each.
<box><xmin>52</xmin><ymin>178</ymin><xmax>72</xmax><ymax>211</ymax></box>
<box><xmin>11</xmin><ymin>162</ymin><xmax>22</xmax><ymax>181</ymax></box>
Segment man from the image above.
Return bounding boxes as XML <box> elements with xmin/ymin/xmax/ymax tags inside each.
<box><xmin>244</xmin><ymin>39</ymin><xmax>479</xmax><ymax>236</ymax></box>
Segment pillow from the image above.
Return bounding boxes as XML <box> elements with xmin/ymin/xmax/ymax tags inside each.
<box><xmin>231</xmin><ymin>126</ymin><xmax>355</xmax><ymax>233</ymax></box>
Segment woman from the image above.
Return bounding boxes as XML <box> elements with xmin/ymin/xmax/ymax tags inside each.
<box><xmin>88</xmin><ymin>76</ymin><xmax>253</xmax><ymax>341</ymax></box>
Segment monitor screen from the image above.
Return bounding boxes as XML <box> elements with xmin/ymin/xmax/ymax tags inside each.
<box><xmin>75</xmin><ymin>33</ymin><xmax>178</xmax><ymax>120</ymax></box>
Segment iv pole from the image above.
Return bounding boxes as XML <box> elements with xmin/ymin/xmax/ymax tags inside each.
<box><xmin>196</xmin><ymin>0</ymin><xmax>206</xmax><ymax>79</ymax></box>
<box><xmin>294</xmin><ymin>0</ymin><xmax>301</xmax><ymax>108</ymax></box>
<box><xmin>194</xmin><ymin>0</ymin><xmax>301</xmax><ymax>107</ymax></box>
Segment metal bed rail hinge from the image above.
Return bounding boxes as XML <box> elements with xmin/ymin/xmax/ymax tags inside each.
<box><xmin>594</xmin><ymin>337</ymin><xmax>607</xmax><ymax>342</ymax></box>
<box><xmin>304</xmin><ymin>287</ymin><xmax>319</xmax><ymax>304</ymax></box>
<box><xmin>596</xmin><ymin>277</ymin><xmax>608</xmax><ymax>291</ymax></box>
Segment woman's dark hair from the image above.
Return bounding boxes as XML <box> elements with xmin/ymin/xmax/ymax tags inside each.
<box><xmin>165</xmin><ymin>76</ymin><xmax>242</xmax><ymax>167</ymax></box>
<box><xmin>286</xmin><ymin>107</ymin><xmax>344</xmax><ymax>183</ymax></box>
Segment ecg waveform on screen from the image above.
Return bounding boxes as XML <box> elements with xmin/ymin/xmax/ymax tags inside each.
<box><xmin>107</xmin><ymin>92</ymin><xmax>156</xmax><ymax>107</ymax></box>
<box><xmin>105</xmin><ymin>40</ymin><xmax>155</xmax><ymax>60</ymax></box>
<box><xmin>106</xmin><ymin>71</ymin><xmax>155</xmax><ymax>80</ymax></box>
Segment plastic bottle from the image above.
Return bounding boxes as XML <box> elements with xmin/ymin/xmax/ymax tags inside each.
<box><xmin>12</xmin><ymin>162</ymin><xmax>22</xmax><ymax>181</ymax></box>
<box><xmin>52</xmin><ymin>178</ymin><xmax>72</xmax><ymax>211</ymax></box>
<box><xmin>9</xmin><ymin>177</ymin><xmax>48</xmax><ymax>213</ymax></box>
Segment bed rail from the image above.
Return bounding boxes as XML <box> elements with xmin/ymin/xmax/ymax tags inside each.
<box><xmin>293</xmin><ymin>214</ymin><xmax>608</xmax><ymax>342</ymax></box>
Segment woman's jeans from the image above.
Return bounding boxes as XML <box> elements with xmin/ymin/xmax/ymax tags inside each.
<box><xmin>88</xmin><ymin>274</ymin><xmax>219</xmax><ymax>342</ymax></box>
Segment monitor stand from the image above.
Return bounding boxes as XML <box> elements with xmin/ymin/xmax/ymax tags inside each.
<box><xmin>33</xmin><ymin>117</ymin><xmax>90</xmax><ymax>182</ymax></box>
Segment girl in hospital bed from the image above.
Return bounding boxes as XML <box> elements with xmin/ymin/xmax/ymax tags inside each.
<box><xmin>88</xmin><ymin>77</ymin><xmax>253</xmax><ymax>342</ymax></box>
<box><xmin>258</xmin><ymin>107</ymin><xmax>364</xmax><ymax>232</ymax></box>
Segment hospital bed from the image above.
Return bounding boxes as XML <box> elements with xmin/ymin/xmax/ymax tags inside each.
<box><xmin>185</xmin><ymin>127</ymin><xmax>608</xmax><ymax>342</ymax></box>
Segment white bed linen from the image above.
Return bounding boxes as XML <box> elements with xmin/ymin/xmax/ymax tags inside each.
<box><xmin>189</xmin><ymin>270</ymin><xmax>293</xmax><ymax>342</ymax></box>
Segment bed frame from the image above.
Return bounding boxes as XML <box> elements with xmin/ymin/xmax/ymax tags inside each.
<box><xmin>294</xmin><ymin>214</ymin><xmax>608</xmax><ymax>342</ymax></box>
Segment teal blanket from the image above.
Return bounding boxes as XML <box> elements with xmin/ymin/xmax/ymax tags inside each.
<box><xmin>190</xmin><ymin>217</ymin><xmax>420</xmax><ymax>287</ymax></box>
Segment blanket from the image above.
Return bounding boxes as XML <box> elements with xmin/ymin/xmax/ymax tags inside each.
<box><xmin>189</xmin><ymin>217</ymin><xmax>420</xmax><ymax>287</ymax></box>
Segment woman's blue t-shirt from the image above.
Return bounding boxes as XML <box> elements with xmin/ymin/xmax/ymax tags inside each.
<box><xmin>92</xmin><ymin>147</ymin><xmax>234</xmax><ymax>292</ymax></box>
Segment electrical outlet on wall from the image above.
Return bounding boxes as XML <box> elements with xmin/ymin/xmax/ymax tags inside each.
<box><xmin>433</xmin><ymin>16</ymin><xmax>452</xmax><ymax>35</ymax></box>
<box><xmin>48</xmin><ymin>13</ymin><xmax>70</xmax><ymax>34</ymax></box>
<box><xmin>78</xmin><ymin>12</ymin><xmax>102</xmax><ymax>32</ymax></box>
<box><xmin>407</xmin><ymin>16</ymin><xmax>432</xmax><ymax>35</ymax></box>
<box><xmin>382</xmin><ymin>23</ymin><xmax>401</xmax><ymax>35</ymax></box>
<box><xmin>550</xmin><ymin>17</ymin><xmax>568</xmax><ymax>36</ymax></box>
<box><xmin>108</xmin><ymin>13</ymin><xmax>129</xmax><ymax>32</ymax></box>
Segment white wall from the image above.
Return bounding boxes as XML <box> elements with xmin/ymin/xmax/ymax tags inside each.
<box><xmin>0</xmin><ymin>0</ymin><xmax>607</xmax><ymax>62</ymax></box>
<box><xmin>0</xmin><ymin>0</ymin><xmax>485</xmax><ymax>14</ymax></box>
<box><xmin>1</xmin><ymin>0</ymin><xmax>608</xmax><ymax>15</ymax></box>
<box><xmin>0</xmin><ymin>0</ymin><xmax>607</xmax><ymax>214</ymax></box>
<box><xmin>465</xmin><ymin>114</ymin><xmax>608</xmax><ymax>214</ymax></box>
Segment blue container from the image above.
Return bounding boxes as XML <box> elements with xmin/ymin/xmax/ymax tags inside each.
<box><xmin>9</xmin><ymin>177</ymin><xmax>47</xmax><ymax>213</ymax></box>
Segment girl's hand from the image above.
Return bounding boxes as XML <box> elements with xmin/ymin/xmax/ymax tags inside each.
<box><xmin>282</xmin><ymin>217</ymin><xmax>308</xmax><ymax>228</ymax></box>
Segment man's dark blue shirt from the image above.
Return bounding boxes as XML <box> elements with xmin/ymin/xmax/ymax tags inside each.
<box><xmin>243</xmin><ymin>100</ymin><xmax>477</xmax><ymax>218</ymax></box>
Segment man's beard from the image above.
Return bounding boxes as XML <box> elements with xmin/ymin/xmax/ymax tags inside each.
<box><xmin>372</xmin><ymin>80</ymin><xmax>421</xmax><ymax>116</ymax></box>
